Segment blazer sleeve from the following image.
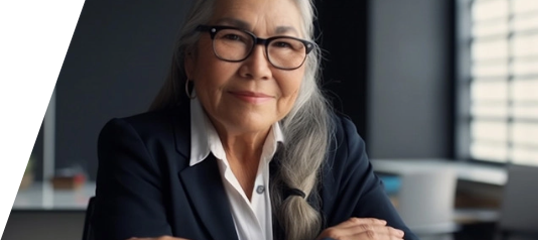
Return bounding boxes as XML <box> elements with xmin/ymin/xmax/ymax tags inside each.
<box><xmin>336</xmin><ymin>116</ymin><xmax>419</xmax><ymax>240</ymax></box>
<box><xmin>92</xmin><ymin>118</ymin><xmax>172</xmax><ymax>240</ymax></box>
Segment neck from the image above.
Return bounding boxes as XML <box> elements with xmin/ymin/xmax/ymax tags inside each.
<box><xmin>209</xmin><ymin>118</ymin><xmax>272</xmax><ymax>201</ymax></box>
<box><xmin>214</xmin><ymin>124</ymin><xmax>270</xmax><ymax>165</ymax></box>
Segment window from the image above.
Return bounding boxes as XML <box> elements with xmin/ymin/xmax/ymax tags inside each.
<box><xmin>457</xmin><ymin>0</ymin><xmax>538</xmax><ymax>165</ymax></box>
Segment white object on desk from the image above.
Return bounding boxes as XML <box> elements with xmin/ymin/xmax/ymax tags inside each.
<box><xmin>12</xmin><ymin>182</ymin><xmax>95</xmax><ymax>211</ymax></box>
<box><xmin>371</xmin><ymin>158</ymin><xmax>507</xmax><ymax>186</ymax></box>
<box><xmin>372</xmin><ymin>158</ymin><xmax>501</xmax><ymax>226</ymax></box>
<box><xmin>394</xmin><ymin>166</ymin><xmax>459</xmax><ymax>235</ymax></box>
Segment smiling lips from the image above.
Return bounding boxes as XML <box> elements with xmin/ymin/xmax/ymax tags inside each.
<box><xmin>229</xmin><ymin>91</ymin><xmax>274</xmax><ymax>104</ymax></box>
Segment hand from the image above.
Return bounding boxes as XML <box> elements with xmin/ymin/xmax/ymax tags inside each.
<box><xmin>316</xmin><ymin>218</ymin><xmax>405</xmax><ymax>240</ymax></box>
<box><xmin>127</xmin><ymin>236</ymin><xmax>191</xmax><ymax>240</ymax></box>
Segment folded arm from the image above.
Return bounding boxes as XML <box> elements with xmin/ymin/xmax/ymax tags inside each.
<box><xmin>92</xmin><ymin>118</ymin><xmax>173</xmax><ymax>240</ymax></box>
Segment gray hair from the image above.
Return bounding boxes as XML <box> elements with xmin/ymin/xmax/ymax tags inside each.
<box><xmin>149</xmin><ymin>1</ymin><xmax>332</xmax><ymax>240</ymax></box>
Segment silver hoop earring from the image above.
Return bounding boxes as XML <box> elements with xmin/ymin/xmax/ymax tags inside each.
<box><xmin>185</xmin><ymin>79</ymin><xmax>196</xmax><ymax>99</ymax></box>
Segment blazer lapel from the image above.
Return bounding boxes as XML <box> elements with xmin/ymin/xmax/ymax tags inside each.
<box><xmin>178</xmin><ymin>154</ymin><xmax>238</xmax><ymax>240</ymax></box>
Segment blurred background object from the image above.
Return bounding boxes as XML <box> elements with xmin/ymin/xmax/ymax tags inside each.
<box><xmin>497</xmin><ymin>165</ymin><xmax>538</xmax><ymax>240</ymax></box>
<box><xmin>50</xmin><ymin>165</ymin><xmax>87</xmax><ymax>190</ymax></box>
<box><xmin>397</xmin><ymin>168</ymin><xmax>458</xmax><ymax>236</ymax></box>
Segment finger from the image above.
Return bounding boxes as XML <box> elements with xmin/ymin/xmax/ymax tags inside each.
<box><xmin>322</xmin><ymin>224</ymin><xmax>379</xmax><ymax>239</ymax></box>
<box><xmin>345</xmin><ymin>225</ymin><xmax>405</xmax><ymax>238</ymax></box>
<box><xmin>351</xmin><ymin>230</ymin><xmax>381</xmax><ymax>240</ymax></box>
<box><xmin>318</xmin><ymin>224</ymin><xmax>403</xmax><ymax>240</ymax></box>
<box><xmin>127</xmin><ymin>236</ymin><xmax>184</xmax><ymax>240</ymax></box>
<box><xmin>386</xmin><ymin>226</ymin><xmax>405</xmax><ymax>238</ymax></box>
<box><xmin>156</xmin><ymin>237</ymin><xmax>188</xmax><ymax>240</ymax></box>
<box><xmin>338</xmin><ymin>217</ymin><xmax>387</xmax><ymax>228</ymax></box>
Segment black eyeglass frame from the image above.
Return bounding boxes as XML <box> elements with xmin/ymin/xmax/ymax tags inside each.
<box><xmin>195</xmin><ymin>25</ymin><xmax>316</xmax><ymax>70</ymax></box>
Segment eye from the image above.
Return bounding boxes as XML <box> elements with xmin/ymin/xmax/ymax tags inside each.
<box><xmin>223</xmin><ymin>34</ymin><xmax>242</xmax><ymax>41</ymax></box>
<box><xmin>273</xmin><ymin>41</ymin><xmax>293</xmax><ymax>48</ymax></box>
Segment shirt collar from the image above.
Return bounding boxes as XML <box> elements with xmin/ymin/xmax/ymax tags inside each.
<box><xmin>189</xmin><ymin>98</ymin><xmax>284</xmax><ymax>167</ymax></box>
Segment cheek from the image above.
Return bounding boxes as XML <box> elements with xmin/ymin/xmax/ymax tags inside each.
<box><xmin>279</xmin><ymin>67</ymin><xmax>305</xmax><ymax>96</ymax></box>
<box><xmin>276</xmin><ymin>71</ymin><xmax>304</xmax><ymax>112</ymax></box>
<box><xmin>191</xmin><ymin>38</ymin><xmax>234</xmax><ymax>81</ymax></box>
<box><xmin>192</xmin><ymin>53</ymin><xmax>236</xmax><ymax>95</ymax></box>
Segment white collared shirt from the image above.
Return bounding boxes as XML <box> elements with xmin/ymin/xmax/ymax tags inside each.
<box><xmin>189</xmin><ymin>98</ymin><xmax>284</xmax><ymax>240</ymax></box>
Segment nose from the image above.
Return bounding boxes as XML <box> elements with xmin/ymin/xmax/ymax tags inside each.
<box><xmin>238</xmin><ymin>44</ymin><xmax>272</xmax><ymax>80</ymax></box>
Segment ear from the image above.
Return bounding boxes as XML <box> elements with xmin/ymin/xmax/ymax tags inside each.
<box><xmin>184</xmin><ymin>50</ymin><xmax>196</xmax><ymax>80</ymax></box>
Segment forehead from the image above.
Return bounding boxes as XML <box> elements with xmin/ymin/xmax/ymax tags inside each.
<box><xmin>210</xmin><ymin>0</ymin><xmax>304</xmax><ymax>36</ymax></box>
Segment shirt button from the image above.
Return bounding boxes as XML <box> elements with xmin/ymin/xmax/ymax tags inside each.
<box><xmin>256</xmin><ymin>185</ymin><xmax>265</xmax><ymax>194</ymax></box>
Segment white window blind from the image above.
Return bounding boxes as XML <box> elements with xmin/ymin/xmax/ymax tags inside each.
<box><xmin>466</xmin><ymin>0</ymin><xmax>538</xmax><ymax>165</ymax></box>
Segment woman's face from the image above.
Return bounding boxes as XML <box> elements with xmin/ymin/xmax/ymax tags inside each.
<box><xmin>185</xmin><ymin>0</ymin><xmax>306</xmax><ymax>135</ymax></box>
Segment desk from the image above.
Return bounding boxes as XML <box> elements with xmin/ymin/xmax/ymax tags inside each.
<box><xmin>4</xmin><ymin>182</ymin><xmax>93</xmax><ymax>240</ymax></box>
<box><xmin>13</xmin><ymin>182</ymin><xmax>95</xmax><ymax>211</ymax></box>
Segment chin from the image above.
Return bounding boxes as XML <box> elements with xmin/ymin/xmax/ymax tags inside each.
<box><xmin>225</xmin><ymin>114</ymin><xmax>275</xmax><ymax>133</ymax></box>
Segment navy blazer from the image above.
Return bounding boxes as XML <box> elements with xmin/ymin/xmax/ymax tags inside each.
<box><xmin>92</xmin><ymin>103</ymin><xmax>418</xmax><ymax>240</ymax></box>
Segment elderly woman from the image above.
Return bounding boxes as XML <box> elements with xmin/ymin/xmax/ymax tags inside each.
<box><xmin>92</xmin><ymin>0</ymin><xmax>418</xmax><ymax>239</ymax></box>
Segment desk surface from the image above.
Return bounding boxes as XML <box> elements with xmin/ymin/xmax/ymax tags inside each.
<box><xmin>371</xmin><ymin>158</ymin><xmax>507</xmax><ymax>186</ymax></box>
<box><xmin>12</xmin><ymin>182</ymin><xmax>95</xmax><ymax>211</ymax></box>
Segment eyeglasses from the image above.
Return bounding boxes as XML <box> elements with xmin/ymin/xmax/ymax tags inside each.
<box><xmin>195</xmin><ymin>25</ymin><xmax>316</xmax><ymax>70</ymax></box>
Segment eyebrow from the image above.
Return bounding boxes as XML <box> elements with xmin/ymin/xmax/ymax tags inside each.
<box><xmin>214</xmin><ymin>17</ymin><xmax>299</xmax><ymax>36</ymax></box>
<box><xmin>215</xmin><ymin>18</ymin><xmax>250</xmax><ymax>29</ymax></box>
<box><xmin>275</xmin><ymin>26</ymin><xmax>298</xmax><ymax>35</ymax></box>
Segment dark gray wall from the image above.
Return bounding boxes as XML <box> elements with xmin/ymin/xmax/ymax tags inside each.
<box><xmin>53</xmin><ymin>0</ymin><xmax>191</xmax><ymax>180</ymax></box>
<box><xmin>368</xmin><ymin>0</ymin><xmax>451</xmax><ymax>158</ymax></box>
